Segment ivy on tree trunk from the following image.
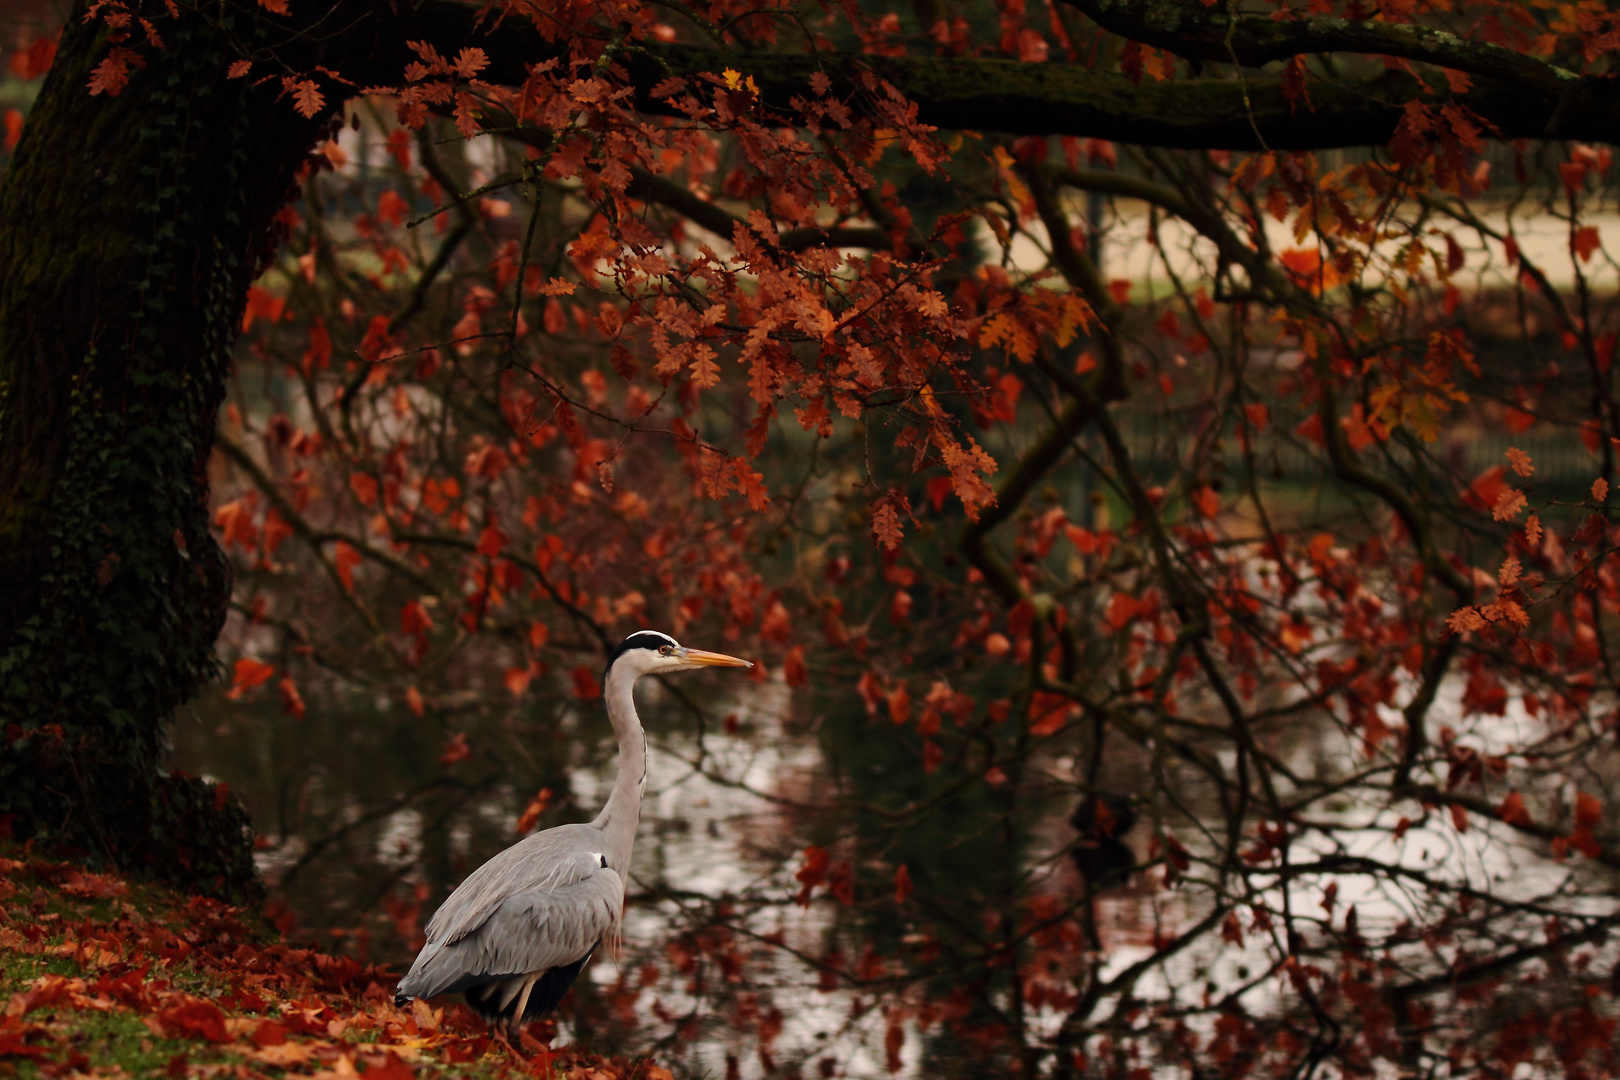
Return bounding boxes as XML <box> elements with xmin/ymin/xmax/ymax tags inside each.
<box><xmin>0</xmin><ymin>4</ymin><xmax>331</xmax><ymax>897</ymax></box>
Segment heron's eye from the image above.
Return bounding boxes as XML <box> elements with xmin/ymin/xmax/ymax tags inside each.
<box><xmin>659</xmin><ymin>645</ymin><xmax>672</xmax><ymax>656</ymax></box>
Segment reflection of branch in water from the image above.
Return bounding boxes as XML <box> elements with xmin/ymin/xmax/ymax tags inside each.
<box><xmin>658</xmin><ymin>678</ymin><xmax>988</xmax><ymax>822</ymax></box>
<box><xmin>275</xmin><ymin>775</ymin><xmax>489</xmax><ymax>890</ymax></box>
<box><xmin>274</xmin><ymin>757</ymin><xmax>321</xmax><ymax>843</ymax></box>
<box><xmin>349</xmin><ymin>775</ymin><xmax>505</xmax><ymax>941</ymax></box>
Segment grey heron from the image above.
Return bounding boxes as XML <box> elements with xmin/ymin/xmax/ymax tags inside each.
<box><xmin>394</xmin><ymin>630</ymin><xmax>751</xmax><ymax>1040</ymax></box>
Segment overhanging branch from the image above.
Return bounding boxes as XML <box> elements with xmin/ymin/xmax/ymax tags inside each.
<box><xmin>341</xmin><ymin>2</ymin><xmax>1619</xmax><ymax>150</ymax></box>
<box><xmin>1065</xmin><ymin>0</ymin><xmax>1578</xmax><ymax>98</ymax></box>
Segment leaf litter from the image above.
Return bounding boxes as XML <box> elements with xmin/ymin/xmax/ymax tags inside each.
<box><xmin>0</xmin><ymin>851</ymin><xmax>672</xmax><ymax>1080</ymax></box>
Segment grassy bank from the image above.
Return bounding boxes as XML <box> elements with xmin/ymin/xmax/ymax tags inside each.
<box><xmin>0</xmin><ymin>851</ymin><xmax>667</xmax><ymax>1079</ymax></box>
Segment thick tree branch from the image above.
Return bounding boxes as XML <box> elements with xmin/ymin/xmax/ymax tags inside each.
<box><xmin>340</xmin><ymin>3</ymin><xmax>1620</xmax><ymax>149</ymax></box>
<box><xmin>1066</xmin><ymin>0</ymin><xmax>1578</xmax><ymax>96</ymax></box>
<box><xmin>625</xmin><ymin>168</ymin><xmax>891</xmax><ymax>252</ymax></box>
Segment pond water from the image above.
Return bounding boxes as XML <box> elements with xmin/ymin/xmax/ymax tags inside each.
<box><xmin>173</xmin><ymin>661</ymin><xmax>1619</xmax><ymax>1077</ymax></box>
<box><xmin>173</xmin><ymin>667</ymin><xmax>925</xmax><ymax>1075</ymax></box>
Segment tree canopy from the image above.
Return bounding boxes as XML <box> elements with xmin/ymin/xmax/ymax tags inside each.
<box><xmin>5</xmin><ymin>0</ymin><xmax>1620</xmax><ymax>1076</ymax></box>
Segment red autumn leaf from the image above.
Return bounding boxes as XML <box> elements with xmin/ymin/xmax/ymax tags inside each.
<box><xmin>872</xmin><ymin>498</ymin><xmax>903</xmax><ymax>551</ymax></box>
<box><xmin>227</xmin><ymin>657</ymin><xmax>276</xmax><ymax>699</ymax></box>
<box><xmin>157</xmin><ymin>999</ymin><xmax>229</xmax><ymax>1043</ymax></box>
<box><xmin>893</xmin><ymin>864</ymin><xmax>912</xmax><ymax>904</ymax></box>
<box><xmin>250</xmin><ymin>1020</ymin><xmax>288</xmax><ymax>1047</ymax></box>
<box><xmin>284</xmin><ymin>77</ymin><xmax>324</xmax><ymax>119</ymax></box>
<box><xmin>1505</xmin><ymin>447</ymin><xmax>1534</xmax><ymax>478</ymax></box>
<box><xmin>1498</xmin><ymin>790</ymin><xmax>1532</xmax><ymax>826</ymax></box>
<box><xmin>570</xmin><ymin>665</ymin><xmax>602</xmax><ymax>700</ymax></box>
<box><xmin>333</xmin><ymin>540</ymin><xmax>361</xmax><ymax>592</ymax></box>
<box><xmin>0</xmin><ymin>1020</ymin><xmax>50</xmax><ymax>1058</ymax></box>
<box><xmin>1569</xmin><ymin>826</ymin><xmax>1603</xmax><ymax>859</ymax></box>
<box><xmin>349</xmin><ymin>472</ymin><xmax>378</xmax><ymax>507</ymax></box>
<box><xmin>503</xmin><ymin>666</ymin><xmax>531</xmax><ymax>696</ymax></box>
<box><xmin>364</xmin><ymin>1055</ymin><xmax>416</xmax><ymax>1080</ymax></box>
<box><xmin>213</xmin><ymin>497</ymin><xmax>258</xmax><ymax>550</ymax></box>
<box><xmin>438</xmin><ymin>732</ymin><xmax>471</xmax><ymax>765</ymax></box>
<box><xmin>1582</xmin><ymin>419</ymin><xmax>1603</xmax><ymax>454</ymax></box>
<box><xmin>1029</xmin><ymin>704</ymin><xmax>1066</xmax><ymax>736</ymax></box>
<box><xmin>376</xmin><ymin>188</ymin><xmax>409</xmax><ymax>228</ymax></box>
<box><xmin>476</xmin><ymin>523</ymin><xmax>506</xmax><ymax>558</ymax></box>
<box><xmin>1105</xmin><ymin>592</ymin><xmax>1139</xmax><ymax>630</ymax></box>
<box><xmin>1450</xmin><ymin>803</ymin><xmax>1469</xmax><ymax>833</ymax></box>
<box><xmin>87</xmin><ymin>47</ymin><xmax>143</xmax><ymax>97</ymax></box>
<box><xmin>795</xmin><ymin>846</ymin><xmax>830</xmax><ymax>906</ymax></box>
<box><xmin>262</xmin><ymin>508</ymin><xmax>293</xmax><ymax>556</ymax></box>
<box><xmin>400</xmin><ymin>599</ymin><xmax>433</xmax><ymax>635</ymax></box>
<box><xmin>886</xmin><ymin>685</ymin><xmax>911</xmax><ymax>725</ymax></box>
<box><xmin>357</xmin><ymin>314</ymin><xmax>397</xmax><ymax>364</ymax></box>
<box><xmin>829</xmin><ymin>860</ymin><xmax>855</xmax><ymax>905</ymax></box>
<box><xmin>516</xmin><ymin>788</ymin><xmax>552</xmax><ymax>836</ymax></box>
<box><xmin>405</xmin><ymin>686</ymin><xmax>425</xmax><ymax>717</ymax></box>
<box><xmin>1499</xmin><ymin>555</ymin><xmax>1522</xmax><ymax>588</ymax></box>
<box><xmin>1064</xmin><ymin>524</ymin><xmax>1097</xmax><ymax>554</ymax></box>
<box><xmin>1574</xmin><ymin>225</ymin><xmax>1602</xmax><ymax>263</ymax></box>
<box><xmin>276</xmin><ymin>675</ymin><xmax>305</xmax><ymax>719</ymax></box>
<box><xmin>1292</xmin><ymin>412</ymin><xmax>1325</xmax><ymax>448</ymax></box>
<box><xmin>1575</xmin><ymin>790</ymin><xmax>1602</xmax><ymax>830</ymax></box>
<box><xmin>303</xmin><ymin>318</ymin><xmax>331</xmax><ymax>372</ymax></box>
<box><xmin>452</xmin><ymin>46</ymin><xmax>490</xmax><ymax>79</ymax></box>
<box><xmin>783</xmin><ymin>645</ymin><xmax>808</xmax><ymax>687</ymax></box>
<box><xmin>1281</xmin><ymin>56</ymin><xmax>1310</xmax><ymax>113</ymax></box>
<box><xmin>1492</xmin><ymin>488</ymin><xmax>1526</xmax><ymax>522</ymax></box>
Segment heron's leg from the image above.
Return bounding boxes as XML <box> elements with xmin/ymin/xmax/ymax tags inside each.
<box><xmin>507</xmin><ymin>972</ymin><xmax>542</xmax><ymax>1045</ymax></box>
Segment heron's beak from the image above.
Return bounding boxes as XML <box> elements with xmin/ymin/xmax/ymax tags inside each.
<box><xmin>680</xmin><ymin>647</ymin><xmax>752</xmax><ymax>669</ymax></box>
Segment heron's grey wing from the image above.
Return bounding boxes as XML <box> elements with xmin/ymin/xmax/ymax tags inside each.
<box><xmin>396</xmin><ymin>862</ymin><xmax>622</xmax><ymax>1002</ymax></box>
<box><xmin>421</xmin><ymin>824</ymin><xmax>603</xmax><ymax>947</ymax></box>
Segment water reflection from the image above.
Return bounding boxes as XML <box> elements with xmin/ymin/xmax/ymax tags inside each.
<box><xmin>173</xmin><ymin>670</ymin><xmax>868</xmax><ymax>1073</ymax></box>
<box><xmin>174</xmin><ymin>663</ymin><xmax>1620</xmax><ymax>1076</ymax></box>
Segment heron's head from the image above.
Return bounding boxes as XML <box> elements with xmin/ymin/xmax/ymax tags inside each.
<box><xmin>607</xmin><ymin>630</ymin><xmax>752</xmax><ymax>680</ymax></box>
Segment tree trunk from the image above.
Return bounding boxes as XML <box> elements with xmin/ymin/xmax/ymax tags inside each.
<box><xmin>0</xmin><ymin>3</ymin><xmax>329</xmax><ymax>896</ymax></box>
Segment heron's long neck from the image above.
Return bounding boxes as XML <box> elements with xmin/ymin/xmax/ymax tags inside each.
<box><xmin>591</xmin><ymin>664</ymin><xmax>647</xmax><ymax>872</ymax></box>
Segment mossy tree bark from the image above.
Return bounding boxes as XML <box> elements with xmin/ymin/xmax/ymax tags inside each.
<box><xmin>0</xmin><ymin>5</ymin><xmax>331</xmax><ymax>897</ymax></box>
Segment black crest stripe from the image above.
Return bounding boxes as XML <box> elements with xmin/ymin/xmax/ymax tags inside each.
<box><xmin>607</xmin><ymin>630</ymin><xmax>680</xmax><ymax>669</ymax></box>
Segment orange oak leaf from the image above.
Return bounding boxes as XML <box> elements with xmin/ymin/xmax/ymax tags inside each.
<box><xmin>1492</xmin><ymin>488</ymin><xmax>1526</xmax><ymax>521</ymax></box>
